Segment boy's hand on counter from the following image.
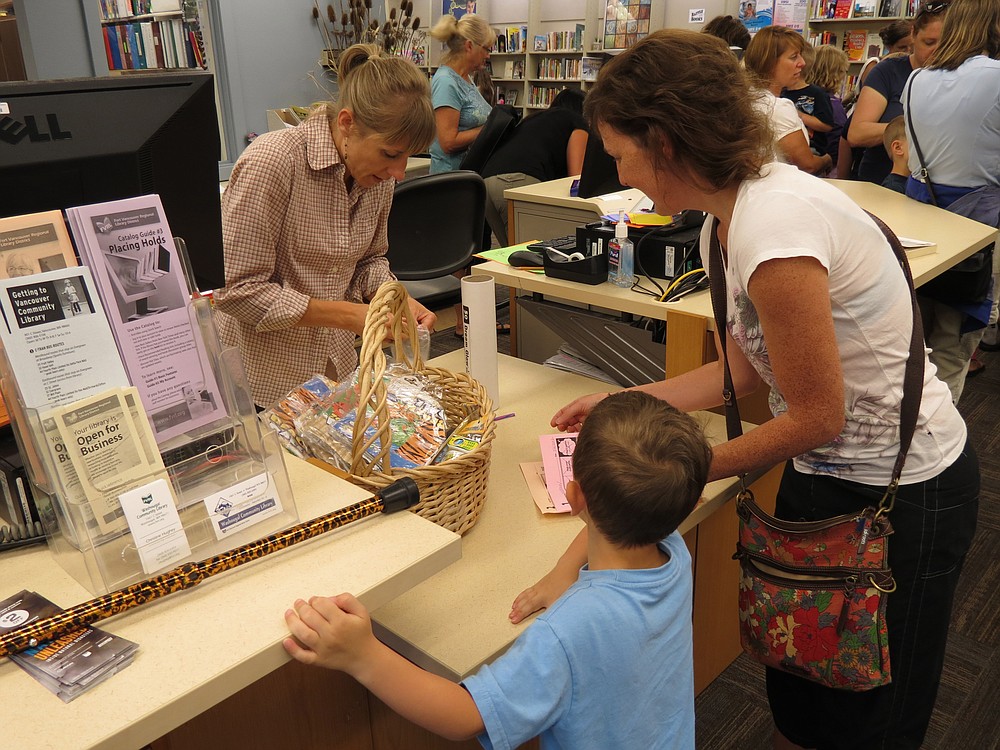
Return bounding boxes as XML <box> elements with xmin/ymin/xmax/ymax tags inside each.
<box><xmin>283</xmin><ymin>593</ymin><xmax>379</xmax><ymax>675</ymax></box>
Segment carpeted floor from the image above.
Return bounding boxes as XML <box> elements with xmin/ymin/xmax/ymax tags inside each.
<box><xmin>695</xmin><ymin>347</ymin><xmax>1000</xmax><ymax>749</ymax></box>
<box><xmin>432</xmin><ymin>295</ymin><xmax>1000</xmax><ymax>748</ymax></box>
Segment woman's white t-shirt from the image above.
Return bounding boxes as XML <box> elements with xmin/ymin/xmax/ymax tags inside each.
<box><xmin>752</xmin><ymin>90</ymin><xmax>810</xmax><ymax>164</ymax></box>
<box><xmin>701</xmin><ymin>163</ymin><xmax>966</xmax><ymax>485</ymax></box>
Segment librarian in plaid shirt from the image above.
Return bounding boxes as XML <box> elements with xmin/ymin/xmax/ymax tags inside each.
<box><xmin>215</xmin><ymin>45</ymin><xmax>437</xmax><ymax>407</ymax></box>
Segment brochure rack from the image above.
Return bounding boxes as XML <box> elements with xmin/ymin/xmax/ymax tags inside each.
<box><xmin>0</xmin><ymin>294</ymin><xmax>298</xmax><ymax>596</ymax></box>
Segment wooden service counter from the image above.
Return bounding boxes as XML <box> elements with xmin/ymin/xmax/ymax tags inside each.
<box><xmin>0</xmin><ymin>457</ymin><xmax>461</xmax><ymax>750</ymax></box>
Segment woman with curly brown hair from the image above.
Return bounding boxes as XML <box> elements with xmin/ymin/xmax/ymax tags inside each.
<box><xmin>515</xmin><ymin>29</ymin><xmax>978</xmax><ymax>750</ymax></box>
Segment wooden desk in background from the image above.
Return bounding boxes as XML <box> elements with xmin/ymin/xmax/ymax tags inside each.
<box><xmin>493</xmin><ymin>176</ymin><xmax>998</xmax><ymax>383</ymax></box>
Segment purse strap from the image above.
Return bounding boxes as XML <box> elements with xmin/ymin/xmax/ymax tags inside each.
<box><xmin>904</xmin><ymin>71</ymin><xmax>940</xmax><ymax>208</ymax></box>
<box><xmin>708</xmin><ymin>212</ymin><xmax>924</xmax><ymax>515</ymax></box>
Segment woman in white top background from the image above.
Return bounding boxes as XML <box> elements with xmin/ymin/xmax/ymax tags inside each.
<box><xmin>743</xmin><ymin>26</ymin><xmax>833</xmax><ymax>175</ymax></box>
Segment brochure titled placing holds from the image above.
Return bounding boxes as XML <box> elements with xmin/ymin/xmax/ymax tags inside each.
<box><xmin>66</xmin><ymin>195</ymin><xmax>225</xmax><ymax>445</ymax></box>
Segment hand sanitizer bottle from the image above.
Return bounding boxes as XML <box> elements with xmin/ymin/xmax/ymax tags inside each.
<box><xmin>609</xmin><ymin>210</ymin><xmax>634</xmax><ymax>288</ymax></box>
<box><xmin>608</xmin><ymin>210</ymin><xmax>625</xmax><ymax>284</ymax></box>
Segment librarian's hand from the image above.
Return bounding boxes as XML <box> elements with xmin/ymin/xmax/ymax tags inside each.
<box><xmin>407</xmin><ymin>298</ymin><xmax>437</xmax><ymax>333</ymax></box>
<box><xmin>550</xmin><ymin>392</ymin><xmax>610</xmax><ymax>433</ymax></box>
<box><xmin>283</xmin><ymin>593</ymin><xmax>377</xmax><ymax>674</ymax></box>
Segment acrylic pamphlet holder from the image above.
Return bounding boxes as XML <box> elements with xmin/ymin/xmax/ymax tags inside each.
<box><xmin>0</xmin><ymin>241</ymin><xmax>298</xmax><ymax>596</ymax></box>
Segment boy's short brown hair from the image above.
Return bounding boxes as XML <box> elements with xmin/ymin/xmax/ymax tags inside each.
<box><xmin>882</xmin><ymin>115</ymin><xmax>907</xmax><ymax>156</ymax></box>
<box><xmin>572</xmin><ymin>392</ymin><xmax>711</xmax><ymax>548</ymax></box>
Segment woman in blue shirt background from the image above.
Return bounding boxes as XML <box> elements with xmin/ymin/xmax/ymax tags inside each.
<box><xmin>428</xmin><ymin>14</ymin><xmax>495</xmax><ymax>173</ymax></box>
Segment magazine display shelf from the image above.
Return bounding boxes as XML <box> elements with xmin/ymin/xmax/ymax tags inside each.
<box><xmin>0</xmin><ymin>296</ymin><xmax>298</xmax><ymax>596</ymax></box>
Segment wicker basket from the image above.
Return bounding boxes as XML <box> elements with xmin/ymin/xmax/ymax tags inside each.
<box><xmin>342</xmin><ymin>281</ymin><xmax>496</xmax><ymax>535</ymax></box>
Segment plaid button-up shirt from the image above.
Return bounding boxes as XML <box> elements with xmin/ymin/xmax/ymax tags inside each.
<box><xmin>215</xmin><ymin>115</ymin><xmax>395</xmax><ymax>406</ymax></box>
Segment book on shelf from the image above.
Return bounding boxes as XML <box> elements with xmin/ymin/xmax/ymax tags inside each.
<box><xmin>834</xmin><ymin>0</ymin><xmax>853</xmax><ymax>17</ymax></box>
<box><xmin>581</xmin><ymin>56</ymin><xmax>603</xmax><ymax>81</ymax></box>
<box><xmin>498</xmin><ymin>87</ymin><xmax>518</xmax><ymax>106</ymax></box>
<box><xmin>506</xmin><ymin>25</ymin><xmax>527</xmax><ymax>53</ymax></box>
<box><xmin>853</xmin><ymin>0</ymin><xmax>877</xmax><ymax>17</ymax></box>
<box><xmin>533</xmin><ymin>34</ymin><xmax>547</xmax><ymax>52</ymax></box>
<box><xmin>492</xmin><ymin>28</ymin><xmax>506</xmax><ymax>53</ymax></box>
<box><xmin>65</xmin><ymin>195</ymin><xmax>226</xmax><ymax>446</ymax></box>
<box><xmin>844</xmin><ymin>29</ymin><xmax>868</xmax><ymax>61</ymax></box>
<box><xmin>512</xmin><ymin>59</ymin><xmax>525</xmax><ymax>79</ymax></box>
<box><xmin>102</xmin><ymin>18</ymin><xmax>200</xmax><ymax>71</ymax></box>
<box><xmin>878</xmin><ymin>0</ymin><xmax>903</xmax><ymax>14</ymax></box>
<box><xmin>865</xmin><ymin>32</ymin><xmax>883</xmax><ymax>59</ymax></box>
<box><xmin>0</xmin><ymin>210</ymin><xmax>78</xmax><ymax>280</ymax></box>
<box><xmin>809</xmin><ymin>30</ymin><xmax>839</xmax><ymax>46</ymax></box>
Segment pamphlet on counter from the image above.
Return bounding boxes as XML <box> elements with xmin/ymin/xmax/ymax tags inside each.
<box><xmin>519</xmin><ymin>433</ymin><xmax>579</xmax><ymax>514</ymax></box>
<box><xmin>0</xmin><ymin>589</ymin><xmax>138</xmax><ymax>702</ymax></box>
<box><xmin>67</xmin><ymin>195</ymin><xmax>226</xmax><ymax>445</ymax></box>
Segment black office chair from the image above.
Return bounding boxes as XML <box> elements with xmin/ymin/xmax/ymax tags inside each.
<box><xmin>386</xmin><ymin>170</ymin><xmax>487</xmax><ymax>309</ymax></box>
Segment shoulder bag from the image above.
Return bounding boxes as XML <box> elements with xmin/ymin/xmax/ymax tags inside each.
<box><xmin>709</xmin><ymin>212</ymin><xmax>923</xmax><ymax>691</ymax></box>
<box><xmin>904</xmin><ymin>71</ymin><xmax>996</xmax><ymax>305</ymax></box>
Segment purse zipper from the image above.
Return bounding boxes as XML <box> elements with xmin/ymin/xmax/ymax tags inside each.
<box><xmin>738</xmin><ymin>552</ymin><xmax>894</xmax><ymax>635</ymax></box>
<box><xmin>738</xmin><ymin>496</ymin><xmax>881</xmax><ymax>536</ymax></box>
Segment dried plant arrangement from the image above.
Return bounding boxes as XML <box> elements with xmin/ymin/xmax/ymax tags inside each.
<box><xmin>380</xmin><ymin>1</ymin><xmax>426</xmax><ymax>62</ymax></box>
<box><xmin>312</xmin><ymin>0</ymin><xmax>380</xmax><ymax>71</ymax></box>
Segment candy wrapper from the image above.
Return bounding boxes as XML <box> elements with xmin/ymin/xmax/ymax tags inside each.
<box><xmin>433</xmin><ymin>412</ymin><xmax>487</xmax><ymax>464</ymax></box>
<box><xmin>261</xmin><ymin>375</ymin><xmax>337</xmax><ymax>457</ymax></box>
<box><xmin>295</xmin><ymin>365</ymin><xmax>449</xmax><ymax>471</ymax></box>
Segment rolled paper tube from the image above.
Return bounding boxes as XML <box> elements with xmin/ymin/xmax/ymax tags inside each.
<box><xmin>461</xmin><ymin>274</ymin><xmax>500</xmax><ymax>406</ymax></box>
<box><xmin>0</xmin><ymin>478</ymin><xmax>419</xmax><ymax>658</ymax></box>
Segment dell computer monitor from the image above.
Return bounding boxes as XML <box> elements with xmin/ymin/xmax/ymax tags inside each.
<box><xmin>0</xmin><ymin>73</ymin><xmax>223</xmax><ymax>291</ymax></box>
<box><xmin>576</xmin><ymin>127</ymin><xmax>626</xmax><ymax>199</ymax></box>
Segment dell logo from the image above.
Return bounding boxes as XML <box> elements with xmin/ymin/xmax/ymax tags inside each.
<box><xmin>0</xmin><ymin>114</ymin><xmax>72</xmax><ymax>145</ymax></box>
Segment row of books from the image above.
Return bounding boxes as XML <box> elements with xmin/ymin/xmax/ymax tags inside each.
<box><xmin>811</xmin><ymin>0</ymin><xmax>904</xmax><ymax>19</ymax></box>
<box><xmin>492</xmin><ymin>25</ymin><xmax>528</xmax><ymax>54</ymax></box>
<box><xmin>807</xmin><ymin>28</ymin><xmax>884</xmax><ymax>62</ymax></box>
<box><xmin>102</xmin><ymin>18</ymin><xmax>205</xmax><ymax>71</ymax></box>
<box><xmin>494</xmin><ymin>59</ymin><xmax>526</xmax><ymax>80</ymax></box>
<box><xmin>534</xmin><ymin>57</ymin><xmax>603</xmax><ymax>82</ymax></box>
<box><xmin>0</xmin><ymin>590</ymin><xmax>138</xmax><ymax>702</ymax></box>
<box><xmin>98</xmin><ymin>0</ymin><xmax>183</xmax><ymax>21</ymax></box>
<box><xmin>527</xmin><ymin>85</ymin><xmax>564</xmax><ymax>109</ymax></box>
<box><xmin>531</xmin><ymin>25</ymin><xmax>587</xmax><ymax>53</ymax></box>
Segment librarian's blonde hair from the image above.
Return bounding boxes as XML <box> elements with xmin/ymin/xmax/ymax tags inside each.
<box><xmin>319</xmin><ymin>43</ymin><xmax>435</xmax><ymax>154</ymax></box>
<box><xmin>807</xmin><ymin>44</ymin><xmax>850</xmax><ymax>93</ymax></box>
<box><xmin>430</xmin><ymin>14</ymin><xmax>496</xmax><ymax>64</ymax></box>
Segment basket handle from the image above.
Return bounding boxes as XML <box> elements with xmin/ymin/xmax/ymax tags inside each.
<box><xmin>351</xmin><ymin>281</ymin><xmax>424</xmax><ymax>476</ymax></box>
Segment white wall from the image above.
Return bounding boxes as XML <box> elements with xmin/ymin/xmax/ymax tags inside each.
<box><xmin>664</xmin><ymin>0</ymin><xmax>740</xmax><ymax>30</ymax></box>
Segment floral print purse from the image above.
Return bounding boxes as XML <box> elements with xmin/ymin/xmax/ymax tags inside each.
<box><xmin>708</xmin><ymin>212</ymin><xmax>923</xmax><ymax>691</ymax></box>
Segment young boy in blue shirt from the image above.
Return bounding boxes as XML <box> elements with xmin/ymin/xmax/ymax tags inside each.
<box><xmin>283</xmin><ymin>391</ymin><xmax>710</xmax><ymax>750</ymax></box>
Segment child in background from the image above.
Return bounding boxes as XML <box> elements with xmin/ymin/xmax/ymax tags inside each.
<box><xmin>283</xmin><ymin>391</ymin><xmax>710</xmax><ymax>750</ymax></box>
<box><xmin>781</xmin><ymin>43</ymin><xmax>835</xmax><ymax>155</ymax></box>
<box><xmin>881</xmin><ymin>115</ymin><xmax>910</xmax><ymax>193</ymax></box>
<box><xmin>806</xmin><ymin>45</ymin><xmax>850</xmax><ymax>172</ymax></box>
